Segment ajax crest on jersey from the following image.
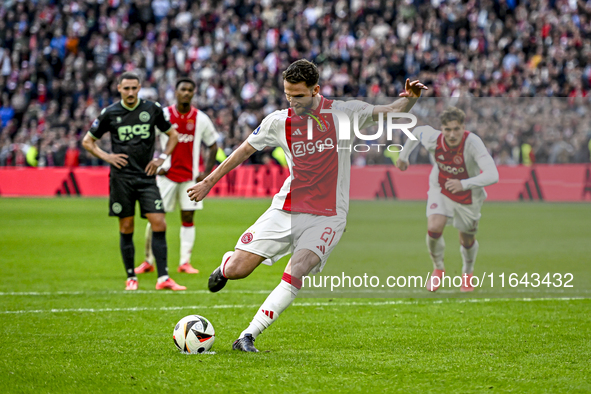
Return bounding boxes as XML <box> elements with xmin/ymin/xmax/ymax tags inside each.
<box><xmin>241</xmin><ymin>232</ymin><xmax>254</xmax><ymax>244</ymax></box>
<box><xmin>173</xmin><ymin>315</ymin><xmax>215</xmax><ymax>354</ymax></box>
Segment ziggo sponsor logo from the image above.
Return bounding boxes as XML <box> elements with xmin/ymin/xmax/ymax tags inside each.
<box><xmin>177</xmin><ymin>133</ymin><xmax>195</xmax><ymax>143</ymax></box>
<box><xmin>437</xmin><ymin>161</ymin><xmax>465</xmax><ymax>174</ymax></box>
<box><xmin>292</xmin><ymin>139</ymin><xmax>404</xmax><ymax>157</ymax></box>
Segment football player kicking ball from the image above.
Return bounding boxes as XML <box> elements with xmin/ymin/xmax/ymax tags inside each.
<box><xmin>188</xmin><ymin>59</ymin><xmax>427</xmax><ymax>352</ymax></box>
<box><xmin>82</xmin><ymin>72</ymin><xmax>186</xmax><ymax>291</ymax></box>
<box><xmin>136</xmin><ymin>78</ymin><xmax>219</xmax><ymax>276</ymax></box>
<box><xmin>396</xmin><ymin>107</ymin><xmax>499</xmax><ymax>292</ymax></box>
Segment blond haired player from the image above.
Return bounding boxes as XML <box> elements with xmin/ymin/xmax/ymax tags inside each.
<box><xmin>396</xmin><ymin>107</ymin><xmax>499</xmax><ymax>292</ymax></box>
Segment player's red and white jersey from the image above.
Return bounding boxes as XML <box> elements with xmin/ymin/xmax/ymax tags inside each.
<box><xmin>399</xmin><ymin>125</ymin><xmax>498</xmax><ymax>204</ymax></box>
<box><xmin>159</xmin><ymin>105</ymin><xmax>218</xmax><ymax>183</ymax></box>
<box><xmin>247</xmin><ymin>96</ymin><xmax>375</xmax><ymax>217</ymax></box>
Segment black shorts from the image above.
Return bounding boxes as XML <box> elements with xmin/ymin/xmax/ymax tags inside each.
<box><xmin>109</xmin><ymin>175</ymin><xmax>164</xmax><ymax>218</ymax></box>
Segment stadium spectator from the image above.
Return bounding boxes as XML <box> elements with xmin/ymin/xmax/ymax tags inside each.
<box><xmin>0</xmin><ymin>95</ymin><xmax>15</xmax><ymax>128</ymax></box>
<box><xmin>64</xmin><ymin>137</ymin><xmax>80</xmax><ymax>167</ymax></box>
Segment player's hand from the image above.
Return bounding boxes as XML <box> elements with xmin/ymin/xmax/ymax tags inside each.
<box><xmin>107</xmin><ymin>153</ymin><xmax>128</xmax><ymax>169</ymax></box>
<box><xmin>157</xmin><ymin>168</ymin><xmax>167</xmax><ymax>176</ymax></box>
<box><xmin>396</xmin><ymin>159</ymin><xmax>409</xmax><ymax>171</ymax></box>
<box><xmin>445</xmin><ymin>179</ymin><xmax>464</xmax><ymax>194</ymax></box>
<box><xmin>187</xmin><ymin>180</ymin><xmax>212</xmax><ymax>202</ymax></box>
<box><xmin>399</xmin><ymin>79</ymin><xmax>428</xmax><ymax>98</ymax></box>
<box><xmin>145</xmin><ymin>158</ymin><xmax>164</xmax><ymax>176</ymax></box>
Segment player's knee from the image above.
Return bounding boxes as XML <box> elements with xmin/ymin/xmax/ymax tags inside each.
<box><xmin>460</xmin><ymin>233</ymin><xmax>475</xmax><ymax>247</ymax></box>
<box><xmin>119</xmin><ymin>218</ymin><xmax>134</xmax><ymax>234</ymax></box>
<box><xmin>153</xmin><ymin>222</ymin><xmax>166</xmax><ymax>232</ymax></box>
<box><xmin>180</xmin><ymin>211</ymin><xmax>194</xmax><ymax>224</ymax></box>
<box><xmin>427</xmin><ymin>215</ymin><xmax>446</xmax><ymax>233</ymax></box>
<box><xmin>149</xmin><ymin>216</ymin><xmax>167</xmax><ymax>232</ymax></box>
<box><xmin>427</xmin><ymin>224</ymin><xmax>445</xmax><ymax>234</ymax></box>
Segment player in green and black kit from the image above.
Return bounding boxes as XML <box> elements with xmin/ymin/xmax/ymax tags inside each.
<box><xmin>82</xmin><ymin>72</ymin><xmax>186</xmax><ymax>291</ymax></box>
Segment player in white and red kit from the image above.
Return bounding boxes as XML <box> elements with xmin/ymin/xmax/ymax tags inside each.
<box><xmin>396</xmin><ymin>107</ymin><xmax>499</xmax><ymax>292</ymax></box>
<box><xmin>187</xmin><ymin>59</ymin><xmax>427</xmax><ymax>352</ymax></box>
<box><xmin>136</xmin><ymin>78</ymin><xmax>218</xmax><ymax>276</ymax></box>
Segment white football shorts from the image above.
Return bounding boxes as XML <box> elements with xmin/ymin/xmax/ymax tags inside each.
<box><xmin>426</xmin><ymin>186</ymin><xmax>483</xmax><ymax>234</ymax></box>
<box><xmin>235</xmin><ymin>207</ymin><xmax>346</xmax><ymax>274</ymax></box>
<box><xmin>157</xmin><ymin>175</ymin><xmax>203</xmax><ymax>212</ymax></box>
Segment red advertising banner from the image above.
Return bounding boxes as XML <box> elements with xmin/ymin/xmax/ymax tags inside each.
<box><xmin>1</xmin><ymin>164</ymin><xmax>590</xmax><ymax>202</ymax></box>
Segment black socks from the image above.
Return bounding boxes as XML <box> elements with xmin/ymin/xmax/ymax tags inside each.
<box><xmin>151</xmin><ymin>231</ymin><xmax>168</xmax><ymax>278</ymax></box>
<box><xmin>120</xmin><ymin>232</ymin><xmax>135</xmax><ymax>278</ymax></box>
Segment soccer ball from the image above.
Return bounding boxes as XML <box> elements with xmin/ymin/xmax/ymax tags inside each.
<box><xmin>173</xmin><ymin>315</ymin><xmax>215</xmax><ymax>353</ymax></box>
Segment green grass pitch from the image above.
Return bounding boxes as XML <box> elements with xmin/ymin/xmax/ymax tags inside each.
<box><xmin>0</xmin><ymin>198</ymin><xmax>590</xmax><ymax>393</ymax></box>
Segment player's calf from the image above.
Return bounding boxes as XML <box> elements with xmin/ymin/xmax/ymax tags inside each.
<box><xmin>222</xmin><ymin>250</ymin><xmax>265</xmax><ymax>279</ymax></box>
<box><xmin>237</xmin><ymin>272</ymin><xmax>301</xmax><ymax>346</ymax></box>
<box><xmin>460</xmin><ymin>238</ymin><xmax>479</xmax><ymax>276</ymax></box>
<box><xmin>426</xmin><ymin>232</ymin><xmax>445</xmax><ymax>271</ymax></box>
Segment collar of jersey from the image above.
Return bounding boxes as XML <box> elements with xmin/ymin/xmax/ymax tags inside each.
<box><xmin>120</xmin><ymin>99</ymin><xmax>140</xmax><ymax>111</ymax></box>
<box><xmin>172</xmin><ymin>105</ymin><xmax>195</xmax><ymax>118</ymax></box>
<box><xmin>302</xmin><ymin>96</ymin><xmax>328</xmax><ymax>130</ymax></box>
<box><xmin>306</xmin><ymin>95</ymin><xmax>325</xmax><ymax>117</ymax></box>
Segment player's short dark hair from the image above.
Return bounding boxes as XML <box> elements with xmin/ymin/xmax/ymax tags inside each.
<box><xmin>175</xmin><ymin>77</ymin><xmax>196</xmax><ymax>90</ymax></box>
<box><xmin>119</xmin><ymin>72</ymin><xmax>140</xmax><ymax>84</ymax></box>
<box><xmin>282</xmin><ymin>59</ymin><xmax>319</xmax><ymax>88</ymax></box>
<box><xmin>440</xmin><ymin>107</ymin><xmax>466</xmax><ymax>125</ymax></box>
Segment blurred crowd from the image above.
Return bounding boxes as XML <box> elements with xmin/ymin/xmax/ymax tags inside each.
<box><xmin>360</xmin><ymin>97</ymin><xmax>591</xmax><ymax>166</ymax></box>
<box><xmin>0</xmin><ymin>0</ymin><xmax>590</xmax><ymax>168</ymax></box>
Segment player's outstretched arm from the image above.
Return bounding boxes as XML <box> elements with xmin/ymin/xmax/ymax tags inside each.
<box><xmin>187</xmin><ymin>141</ymin><xmax>257</xmax><ymax>202</ymax></box>
<box><xmin>82</xmin><ymin>132</ymin><xmax>128</xmax><ymax>168</ymax></box>
<box><xmin>146</xmin><ymin>127</ymin><xmax>178</xmax><ymax>176</ymax></box>
<box><xmin>372</xmin><ymin>79</ymin><xmax>428</xmax><ymax>120</ymax></box>
<box><xmin>395</xmin><ymin>125</ymin><xmax>436</xmax><ymax>170</ymax></box>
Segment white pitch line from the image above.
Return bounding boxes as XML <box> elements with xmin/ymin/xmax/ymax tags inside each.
<box><xmin>0</xmin><ymin>290</ymin><xmax>274</xmax><ymax>296</ymax></box>
<box><xmin>2</xmin><ymin>288</ymin><xmax>589</xmax><ymax>297</ymax></box>
<box><xmin>0</xmin><ymin>297</ymin><xmax>587</xmax><ymax>315</ymax></box>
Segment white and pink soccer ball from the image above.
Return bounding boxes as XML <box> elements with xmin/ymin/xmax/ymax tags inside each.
<box><xmin>173</xmin><ymin>315</ymin><xmax>215</xmax><ymax>353</ymax></box>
